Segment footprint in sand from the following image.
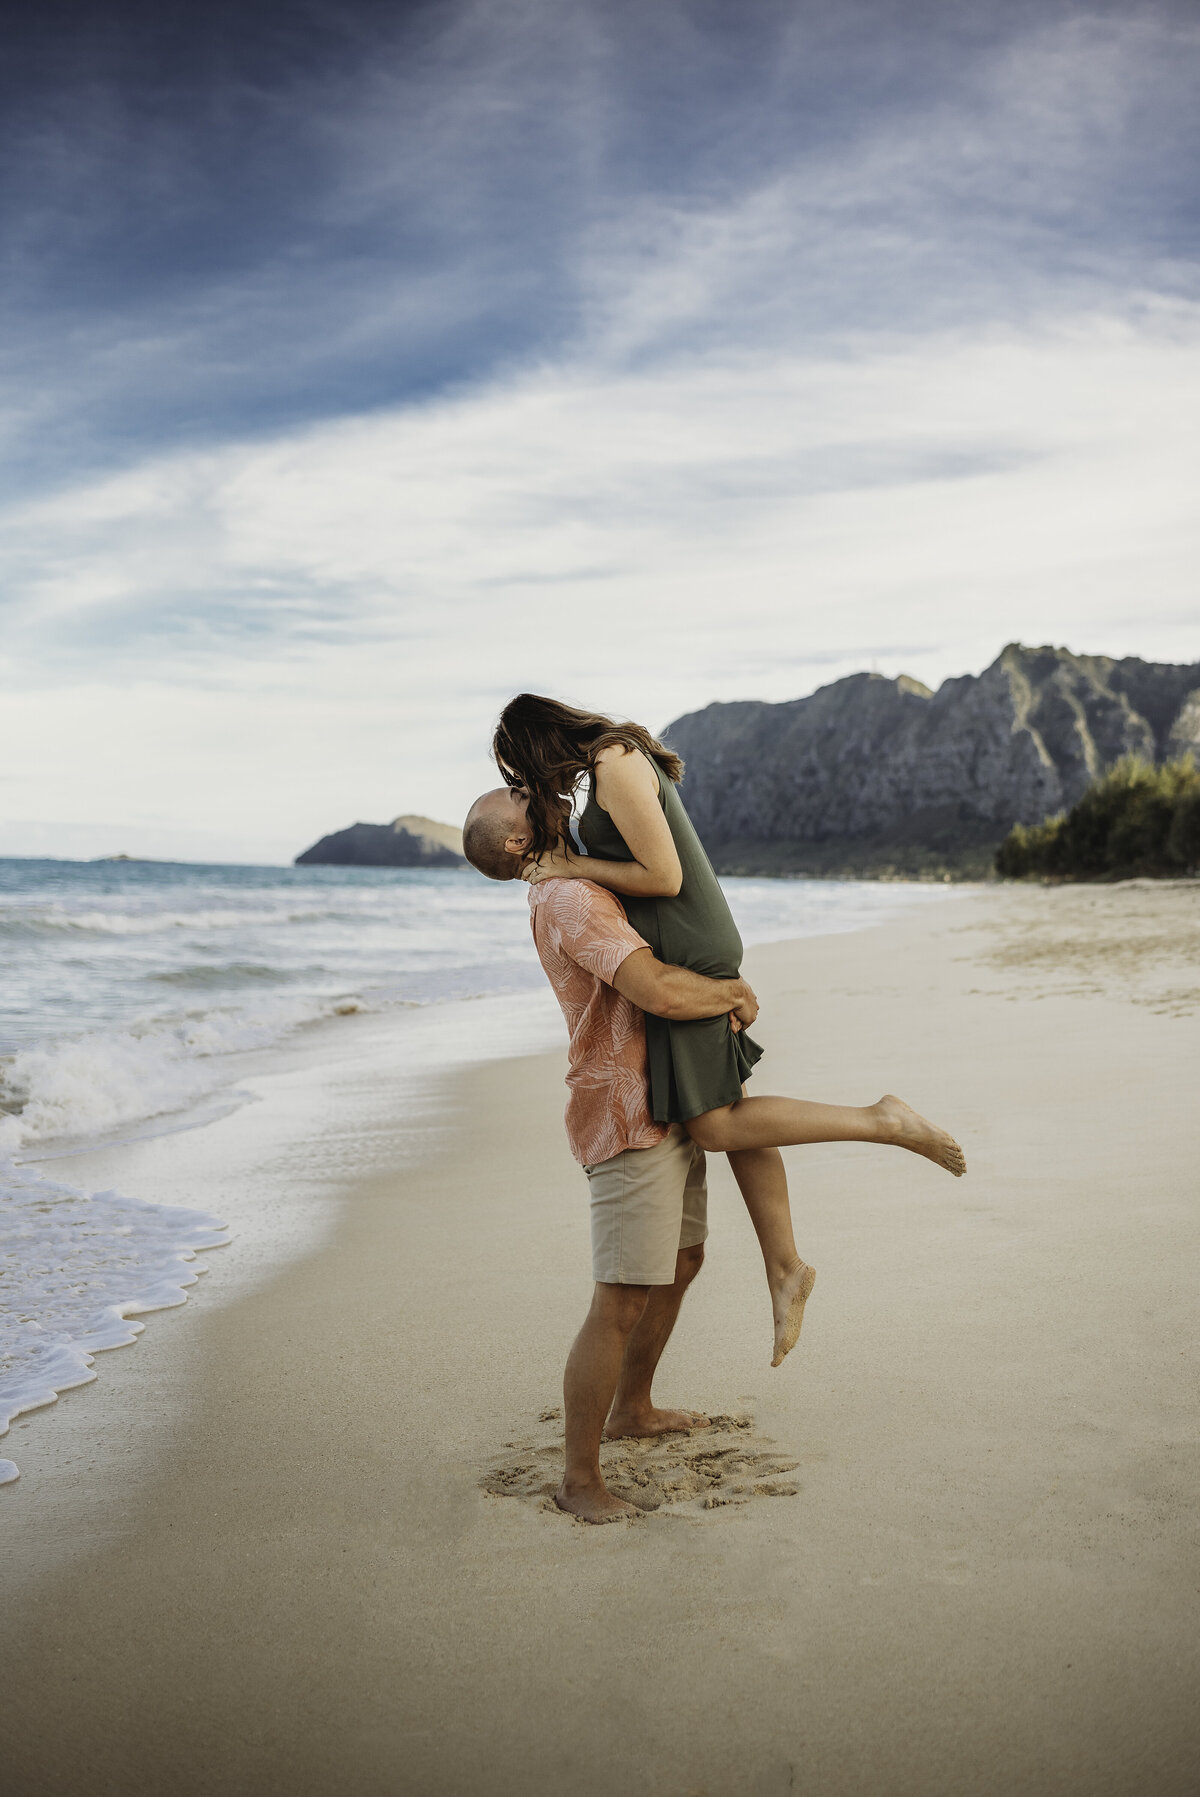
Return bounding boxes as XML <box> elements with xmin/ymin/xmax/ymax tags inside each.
<box><xmin>480</xmin><ymin>1411</ymin><xmax>801</xmax><ymax>1519</ymax></box>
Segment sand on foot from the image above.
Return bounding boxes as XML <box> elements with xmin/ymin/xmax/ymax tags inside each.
<box><xmin>602</xmin><ymin>1406</ymin><xmax>711</xmax><ymax>1440</ymax></box>
<box><xmin>771</xmin><ymin>1260</ymin><xmax>817</xmax><ymax>1367</ymax></box>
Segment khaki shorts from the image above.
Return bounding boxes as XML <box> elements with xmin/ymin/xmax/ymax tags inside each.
<box><xmin>584</xmin><ymin>1124</ymin><xmax>708</xmax><ymax>1286</ymax></box>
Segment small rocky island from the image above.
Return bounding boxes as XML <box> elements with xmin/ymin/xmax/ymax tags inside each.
<box><xmin>295</xmin><ymin>814</ymin><xmax>464</xmax><ymax>868</ymax></box>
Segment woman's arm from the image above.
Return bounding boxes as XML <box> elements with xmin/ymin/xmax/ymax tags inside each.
<box><xmin>524</xmin><ymin>746</ymin><xmax>682</xmax><ymax>898</ymax></box>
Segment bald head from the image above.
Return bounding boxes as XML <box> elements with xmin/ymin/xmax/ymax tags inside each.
<box><xmin>462</xmin><ymin>788</ymin><xmax>531</xmax><ymax>881</ymax></box>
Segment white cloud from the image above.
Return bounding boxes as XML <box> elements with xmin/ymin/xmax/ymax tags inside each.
<box><xmin>3</xmin><ymin>305</ymin><xmax>1198</xmax><ymax>860</ymax></box>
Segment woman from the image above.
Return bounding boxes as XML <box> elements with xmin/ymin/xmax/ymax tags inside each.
<box><xmin>494</xmin><ymin>693</ymin><xmax>966</xmax><ymax>1366</ymax></box>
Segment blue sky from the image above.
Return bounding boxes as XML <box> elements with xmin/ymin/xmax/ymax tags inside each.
<box><xmin>3</xmin><ymin>0</ymin><xmax>1198</xmax><ymax>860</ymax></box>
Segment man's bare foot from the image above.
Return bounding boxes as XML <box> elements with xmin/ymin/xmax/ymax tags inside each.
<box><xmin>554</xmin><ymin>1481</ymin><xmax>639</xmax><ymax>1523</ymax></box>
<box><xmin>603</xmin><ymin>1407</ymin><xmax>711</xmax><ymax>1441</ymax></box>
<box><xmin>874</xmin><ymin>1094</ymin><xmax>966</xmax><ymax>1176</ymax></box>
<box><xmin>771</xmin><ymin>1259</ymin><xmax>816</xmax><ymax>1367</ymax></box>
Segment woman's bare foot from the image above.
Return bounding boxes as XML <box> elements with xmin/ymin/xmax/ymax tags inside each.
<box><xmin>874</xmin><ymin>1095</ymin><xmax>966</xmax><ymax>1176</ymax></box>
<box><xmin>554</xmin><ymin>1481</ymin><xmax>640</xmax><ymax>1523</ymax></box>
<box><xmin>603</xmin><ymin>1407</ymin><xmax>711</xmax><ymax>1441</ymax></box>
<box><xmin>771</xmin><ymin>1260</ymin><xmax>817</xmax><ymax>1367</ymax></box>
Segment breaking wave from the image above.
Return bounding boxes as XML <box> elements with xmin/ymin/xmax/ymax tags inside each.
<box><xmin>0</xmin><ymin>991</ymin><xmax>369</xmax><ymax>1156</ymax></box>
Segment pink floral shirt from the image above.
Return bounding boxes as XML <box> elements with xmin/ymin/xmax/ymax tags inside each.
<box><xmin>528</xmin><ymin>879</ymin><xmax>668</xmax><ymax>1166</ymax></box>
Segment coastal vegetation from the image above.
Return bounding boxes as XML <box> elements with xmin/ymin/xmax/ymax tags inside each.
<box><xmin>995</xmin><ymin>757</ymin><xmax>1200</xmax><ymax>880</ymax></box>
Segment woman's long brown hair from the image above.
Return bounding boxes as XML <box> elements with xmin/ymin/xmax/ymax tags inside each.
<box><xmin>493</xmin><ymin>694</ymin><xmax>684</xmax><ymax>858</ymax></box>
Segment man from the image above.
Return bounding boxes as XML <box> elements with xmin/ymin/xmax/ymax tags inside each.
<box><xmin>463</xmin><ymin>785</ymin><xmax>759</xmax><ymax>1524</ymax></box>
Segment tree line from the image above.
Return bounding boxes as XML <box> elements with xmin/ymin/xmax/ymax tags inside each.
<box><xmin>996</xmin><ymin>757</ymin><xmax>1200</xmax><ymax>880</ymax></box>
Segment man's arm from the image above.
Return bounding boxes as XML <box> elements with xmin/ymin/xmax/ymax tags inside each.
<box><xmin>612</xmin><ymin>947</ymin><xmax>758</xmax><ymax>1027</ymax></box>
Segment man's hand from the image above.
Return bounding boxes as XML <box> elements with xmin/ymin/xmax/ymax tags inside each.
<box><xmin>732</xmin><ymin>980</ymin><xmax>759</xmax><ymax>1028</ymax></box>
<box><xmin>613</xmin><ymin>949</ymin><xmax>760</xmax><ymax>1025</ymax></box>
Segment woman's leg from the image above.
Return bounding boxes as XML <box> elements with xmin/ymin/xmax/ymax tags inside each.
<box><xmin>688</xmin><ymin>1092</ymin><xmax>965</xmax><ymax>1174</ymax></box>
<box><xmin>726</xmin><ymin>1146</ymin><xmax>817</xmax><ymax>1367</ymax></box>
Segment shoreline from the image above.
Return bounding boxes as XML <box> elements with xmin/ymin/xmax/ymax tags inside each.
<box><xmin>4</xmin><ymin>884</ymin><xmax>1199</xmax><ymax>1795</ymax></box>
<box><xmin>0</xmin><ymin>984</ymin><xmax>569</xmax><ymax>1507</ymax></box>
<box><xmin>0</xmin><ymin>874</ymin><xmax>965</xmax><ymax>1485</ymax></box>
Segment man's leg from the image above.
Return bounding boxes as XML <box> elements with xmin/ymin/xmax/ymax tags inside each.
<box><xmin>557</xmin><ymin>1281</ymin><xmax>651</xmax><ymax>1524</ymax></box>
<box><xmin>604</xmin><ymin>1244</ymin><xmax>709</xmax><ymax>1439</ymax></box>
<box><xmin>726</xmin><ymin>1146</ymin><xmax>816</xmax><ymax>1368</ymax></box>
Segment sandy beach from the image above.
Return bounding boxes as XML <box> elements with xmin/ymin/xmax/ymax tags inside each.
<box><xmin>4</xmin><ymin>881</ymin><xmax>1198</xmax><ymax>1797</ymax></box>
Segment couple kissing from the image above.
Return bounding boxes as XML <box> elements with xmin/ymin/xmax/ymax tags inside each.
<box><xmin>465</xmin><ymin>693</ymin><xmax>965</xmax><ymax>1524</ymax></box>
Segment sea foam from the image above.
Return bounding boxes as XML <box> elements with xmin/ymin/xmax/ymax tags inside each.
<box><xmin>0</xmin><ymin>1157</ymin><xmax>228</xmax><ymax>1484</ymax></box>
<box><xmin>0</xmin><ymin>992</ymin><xmax>366</xmax><ymax>1155</ymax></box>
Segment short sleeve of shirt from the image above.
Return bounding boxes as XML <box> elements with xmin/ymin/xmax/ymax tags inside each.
<box><xmin>541</xmin><ymin>881</ymin><xmax>650</xmax><ymax>985</ymax></box>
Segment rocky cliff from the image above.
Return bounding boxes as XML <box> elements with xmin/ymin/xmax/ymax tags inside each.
<box><xmin>663</xmin><ymin>644</ymin><xmax>1200</xmax><ymax>876</ymax></box>
<box><xmin>295</xmin><ymin>814</ymin><xmax>464</xmax><ymax>868</ymax></box>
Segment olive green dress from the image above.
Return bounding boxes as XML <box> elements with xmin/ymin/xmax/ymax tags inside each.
<box><xmin>578</xmin><ymin>753</ymin><xmax>763</xmax><ymax>1123</ymax></box>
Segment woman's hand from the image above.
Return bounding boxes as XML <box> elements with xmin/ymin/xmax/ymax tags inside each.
<box><xmin>521</xmin><ymin>845</ymin><xmax>581</xmax><ymax>885</ymax></box>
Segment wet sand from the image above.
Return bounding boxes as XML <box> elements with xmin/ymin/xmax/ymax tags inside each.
<box><xmin>4</xmin><ymin>883</ymin><xmax>1199</xmax><ymax>1796</ymax></box>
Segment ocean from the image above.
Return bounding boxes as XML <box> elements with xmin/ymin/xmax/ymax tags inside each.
<box><xmin>0</xmin><ymin>857</ymin><xmax>961</xmax><ymax>1482</ymax></box>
